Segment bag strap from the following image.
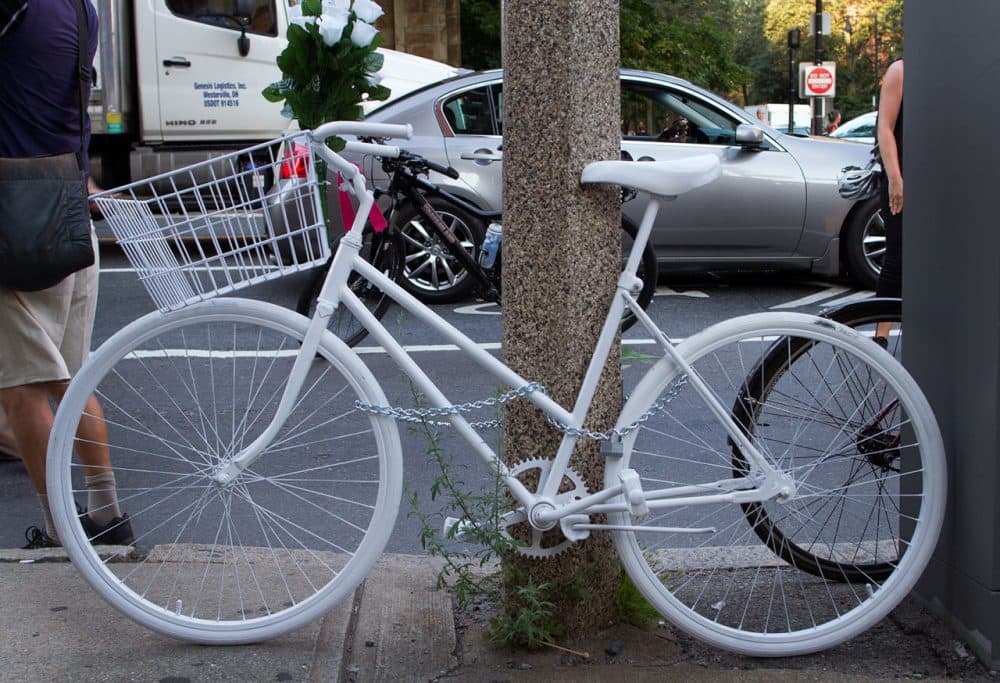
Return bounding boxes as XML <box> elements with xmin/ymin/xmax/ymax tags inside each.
<box><xmin>70</xmin><ymin>0</ymin><xmax>90</xmax><ymax>172</ymax></box>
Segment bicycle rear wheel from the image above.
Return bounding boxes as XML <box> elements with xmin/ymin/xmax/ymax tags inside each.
<box><xmin>609</xmin><ymin>313</ymin><xmax>944</xmax><ymax>656</ymax></box>
<box><xmin>296</xmin><ymin>225</ymin><xmax>403</xmax><ymax>347</ymax></box>
<box><xmin>48</xmin><ymin>299</ymin><xmax>402</xmax><ymax>644</ymax></box>
<box><xmin>735</xmin><ymin>297</ymin><xmax>903</xmax><ymax>582</ymax></box>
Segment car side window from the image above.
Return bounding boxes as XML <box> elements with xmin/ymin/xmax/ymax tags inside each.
<box><xmin>621</xmin><ymin>81</ymin><xmax>739</xmax><ymax>146</ymax></box>
<box><xmin>166</xmin><ymin>0</ymin><xmax>277</xmax><ymax>36</ymax></box>
<box><xmin>441</xmin><ymin>86</ymin><xmax>499</xmax><ymax>136</ymax></box>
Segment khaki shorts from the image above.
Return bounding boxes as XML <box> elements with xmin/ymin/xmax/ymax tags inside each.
<box><xmin>0</xmin><ymin>229</ymin><xmax>99</xmax><ymax>389</ymax></box>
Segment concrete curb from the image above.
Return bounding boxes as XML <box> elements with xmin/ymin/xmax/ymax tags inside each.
<box><xmin>0</xmin><ymin>551</ymin><xmax>993</xmax><ymax>682</ymax></box>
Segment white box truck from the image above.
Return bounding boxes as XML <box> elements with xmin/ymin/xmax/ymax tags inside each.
<box><xmin>88</xmin><ymin>0</ymin><xmax>461</xmax><ymax>190</ymax></box>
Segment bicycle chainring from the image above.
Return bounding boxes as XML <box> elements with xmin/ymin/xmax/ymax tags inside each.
<box><xmin>501</xmin><ymin>458</ymin><xmax>590</xmax><ymax>559</ymax></box>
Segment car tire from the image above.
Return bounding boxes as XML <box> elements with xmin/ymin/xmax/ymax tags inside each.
<box><xmin>843</xmin><ymin>196</ymin><xmax>883</xmax><ymax>291</ymax></box>
<box><xmin>394</xmin><ymin>197</ymin><xmax>487</xmax><ymax>304</ymax></box>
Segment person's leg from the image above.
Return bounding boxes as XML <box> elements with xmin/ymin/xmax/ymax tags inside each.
<box><xmin>0</xmin><ymin>383</ymin><xmax>60</xmax><ymax>542</ymax></box>
<box><xmin>47</xmin><ymin>383</ymin><xmax>122</xmax><ymax>526</ymax></box>
<box><xmin>875</xmin><ymin>189</ymin><xmax>903</xmax><ymax>342</ymax></box>
<box><xmin>0</xmin><ymin>383</ymin><xmax>54</xmax><ymax>494</ymax></box>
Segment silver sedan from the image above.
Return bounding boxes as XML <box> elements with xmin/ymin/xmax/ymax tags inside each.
<box><xmin>347</xmin><ymin>69</ymin><xmax>885</xmax><ymax>299</ymax></box>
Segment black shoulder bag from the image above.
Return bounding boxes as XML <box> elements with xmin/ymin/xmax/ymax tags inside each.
<box><xmin>0</xmin><ymin>0</ymin><xmax>96</xmax><ymax>292</ymax></box>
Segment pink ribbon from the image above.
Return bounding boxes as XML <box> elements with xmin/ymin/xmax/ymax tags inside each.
<box><xmin>337</xmin><ymin>168</ymin><xmax>388</xmax><ymax>233</ymax></box>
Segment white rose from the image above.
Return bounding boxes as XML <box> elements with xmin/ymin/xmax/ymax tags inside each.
<box><xmin>352</xmin><ymin>0</ymin><xmax>384</xmax><ymax>24</ymax></box>
<box><xmin>350</xmin><ymin>19</ymin><xmax>379</xmax><ymax>47</ymax></box>
<box><xmin>317</xmin><ymin>10</ymin><xmax>349</xmax><ymax>45</ymax></box>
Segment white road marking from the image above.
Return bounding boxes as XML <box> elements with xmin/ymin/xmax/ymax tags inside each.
<box><xmin>770</xmin><ymin>283</ymin><xmax>849</xmax><ymax>309</ymax></box>
<box><xmin>654</xmin><ymin>286</ymin><xmax>708</xmax><ymax>298</ymax></box>
<box><xmin>821</xmin><ymin>290</ymin><xmax>875</xmax><ymax>308</ymax></box>
<box><xmin>453</xmin><ymin>302</ymin><xmax>501</xmax><ymax>316</ymax></box>
<box><xmin>126</xmin><ymin>336</ymin><xmax>807</xmax><ymax>360</ymax></box>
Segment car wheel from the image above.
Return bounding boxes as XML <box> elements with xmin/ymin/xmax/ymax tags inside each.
<box><xmin>843</xmin><ymin>196</ymin><xmax>883</xmax><ymax>291</ymax></box>
<box><xmin>394</xmin><ymin>197</ymin><xmax>486</xmax><ymax>304</ymax></box>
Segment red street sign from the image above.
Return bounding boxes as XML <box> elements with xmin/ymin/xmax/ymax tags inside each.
<box><xmin>806</xmin><ymin>67</ymin><xmax>833</xmax><ymax>95</ymax></box>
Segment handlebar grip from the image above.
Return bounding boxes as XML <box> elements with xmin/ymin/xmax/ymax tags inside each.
<box><xmin>425</xmin><ymin>159</ymin><xmax>460</xmax><ymax>180</ymax></box>
<box><xmin>310</xmin><ymin>121</ymin><xmax>413</xmax><ymax>143</ymax></box>
<box><xmin>343</xmin><ymin>140</ymin><xmax>402</xmax><ymax>159</ymax></box>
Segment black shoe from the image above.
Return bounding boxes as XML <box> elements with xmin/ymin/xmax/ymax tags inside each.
<box><xmin>81</xmin><ymin>512</ymin><xmax>135</xmax><ymax>546</ymax></box>
<box><xmin>873</xmin><ymin>335</ymin><xmax>889</xmax><ymax>350</ymax></box>
<box><xmin>22</xmin><ymin>526</ymin><xmax>60</xmax><ymax>549</ymax></box>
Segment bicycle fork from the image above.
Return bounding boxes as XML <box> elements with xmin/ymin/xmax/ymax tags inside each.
<box><xmin>214</xmin><ymin>176</ymin><xmax>375</xmax><ymax>486</ymax></box>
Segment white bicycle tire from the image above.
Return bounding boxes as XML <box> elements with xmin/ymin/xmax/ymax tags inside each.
<box><xmin>48</xmin><ymin>298</ymin><xmax>402</xmax><ymax>645</ymax></box>
<box><xmin>608</xmin><ymin>312</ymin><xmax>946</xmax><ymax>656</ymax></box>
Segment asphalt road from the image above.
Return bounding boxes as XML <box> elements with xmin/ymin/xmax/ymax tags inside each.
<box><xmin>1</xmin><ymin>244</ymin><xmax>877</xmax><ymax>553</ymax></box>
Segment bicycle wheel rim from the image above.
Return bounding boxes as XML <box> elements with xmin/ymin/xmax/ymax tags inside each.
<box><xmin>48</xmin><ymin>300</ymin><xmax>402</xmax><ymax>644</ymax></box>
<box><xmin>610</xmin><ymin>313</ymin><xmax>945</xmax><ymax>656</ymax></box>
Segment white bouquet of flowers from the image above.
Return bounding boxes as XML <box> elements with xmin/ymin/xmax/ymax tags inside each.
<box><xmin>263</xmin><ymin>0</ymin><xmax>390</xmax><ymax>150</ymax></box>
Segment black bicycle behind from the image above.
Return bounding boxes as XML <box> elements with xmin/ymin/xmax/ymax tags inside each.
<box><xmin>296</xmin><ymin>149</ymin><xmax>658</xmax><ymax>346</ymax></box>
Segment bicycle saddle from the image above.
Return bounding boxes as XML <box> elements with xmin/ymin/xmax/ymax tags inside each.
<box><xmin>581</xmin><ymin>155</ymin><xmax>721</xmax><ymax>198</ymax></box>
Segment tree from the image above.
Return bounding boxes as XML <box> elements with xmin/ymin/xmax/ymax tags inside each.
<box><xmin>760</xmin><ymin>0</ymin><xmax>903</xmax><ymax>120</ymax></box>
<box><xmin>460</xmin><ymin>0</ymin><xmax>500</xmax><ymax>68</ymax></box>
<box><xmin>620</xmin><ymin>0</ymin><xmax>750</xmax><ymax>94</ymax></box>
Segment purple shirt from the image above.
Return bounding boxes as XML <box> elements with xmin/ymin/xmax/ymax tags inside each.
<box><xmin>0</xmin><ymin>0</ymin><xmax>98</xmax><ymax>169</ymax></box>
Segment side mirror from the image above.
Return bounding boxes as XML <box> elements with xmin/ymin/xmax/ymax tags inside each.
<box><xmin>735</xmin><ymin>124</ymin><xmax>764</xmax><ymax>150</ymax></box>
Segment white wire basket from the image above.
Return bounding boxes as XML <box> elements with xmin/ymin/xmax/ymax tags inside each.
<box><xmin>91</xmin><ymin>133</ymin><xmax>329</xmax><ymax>312</ymax></box>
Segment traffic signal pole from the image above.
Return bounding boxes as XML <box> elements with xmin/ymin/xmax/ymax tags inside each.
<box><xmin>787</xmin><ymin>28</ymin><xmax>799</xmax><ymax>134</ymax></box>
<box><xmin>812</xmin><ymin>0</ymin><xmax>824</xmax><ymax>135</ymax></box>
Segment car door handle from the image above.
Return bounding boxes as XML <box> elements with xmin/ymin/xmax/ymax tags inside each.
<box><xmin>163</xmin><ymin>57</ymin><xmax>191</xmax><ymax>68</ymax></box>
<box><xmin>461</xmin><ymin>150</ymin><xmax>503</xmax><ymax>163</ymax></box>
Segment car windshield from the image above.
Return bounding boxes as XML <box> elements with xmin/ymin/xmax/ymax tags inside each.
<box><xmin>833</xmin><ymin>113</ymin><xmax>877</xmax><ymax>139</ymax></box>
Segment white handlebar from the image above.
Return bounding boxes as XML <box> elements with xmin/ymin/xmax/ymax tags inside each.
<box><xmin>310</xmin><ymin>120</ymin><xmax>412</xmax><ymax>143</ymax></box>
<box><xmin>343</xmin><ymin>140</ymin><xmax>402</xmax><ymax>159</ymax></box>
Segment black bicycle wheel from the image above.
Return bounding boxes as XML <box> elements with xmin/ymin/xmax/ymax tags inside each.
<box><xmin>620</xmin><ymin>217</ymin><xmax>658</xmax><ymax>332</ymax></box>
<box><xmin>732</xmin><ymin>297</ymin><xmax>903</xmax><ymax>583</ymax></box>
<box><xmin>295</xmin><ymin>225</ymin><xmax>404</xmax><ymax>347</ymax></box>
<box><xmin>394</xmin><ymin>197</ymin><xmax>486</xmax><ymax>304</ymax></box>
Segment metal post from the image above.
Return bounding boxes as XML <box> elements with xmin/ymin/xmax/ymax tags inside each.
<box><xmin>873</xmin><ymin>12</ymin><xmax>880</xmax><ymax>108</ymax></box>
<box><xmin>787</xmin><ymin>28</ymin><xmax>799</xmax><ymax>135</ymax></box>
<box><xmin>812</xmin><ymin>0</ymin><xmax>824</xmax><ymax>135</ymax></box>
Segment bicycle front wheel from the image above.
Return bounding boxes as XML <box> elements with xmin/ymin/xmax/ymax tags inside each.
<box><xmin>609</xmin><ymin>313</ymin><xmax>945</xmax><ymax>656</ymax></box>
<box><xmin>48</xmin><ymin>298</ymin><xmax>403</xmax><ymax>644</ymax></box>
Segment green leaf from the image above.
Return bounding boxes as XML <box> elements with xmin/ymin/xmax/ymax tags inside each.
<box><xmin>261</xmin><ymin>84</ymin><xmax>283</xmax><ymax>102</ymax></box>
<box><xmin>367</xmin><ymin>84</ymin><xmax>391</xmax><ymax>102</ymax></box>
<box><xmin>364</xmin><ymin>51</ymin><xmax>385</xmax><ymax>72</ymax></box>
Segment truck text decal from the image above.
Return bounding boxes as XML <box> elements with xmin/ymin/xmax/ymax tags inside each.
<box><xmin>194</xmin><ymin>81</ymin><xmax>248</xmax><ymax>109</ymax></box>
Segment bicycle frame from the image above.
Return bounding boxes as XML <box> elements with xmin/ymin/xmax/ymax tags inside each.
<box><xmin>216</xmin><ymin>136</ymin><xmax>788</xmax><ymax>532</ymax></box>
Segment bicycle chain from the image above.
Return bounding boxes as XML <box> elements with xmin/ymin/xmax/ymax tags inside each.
<box><xmin>355</xmin><ymin>374</ymin><xmax>688</xmax><ymax>441</ymax></box>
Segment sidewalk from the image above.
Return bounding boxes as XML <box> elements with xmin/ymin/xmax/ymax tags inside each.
<box><xmin>0</xmin><ymin>549</ymin><xmax>994</xmax><ymax>682</ymax></box>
